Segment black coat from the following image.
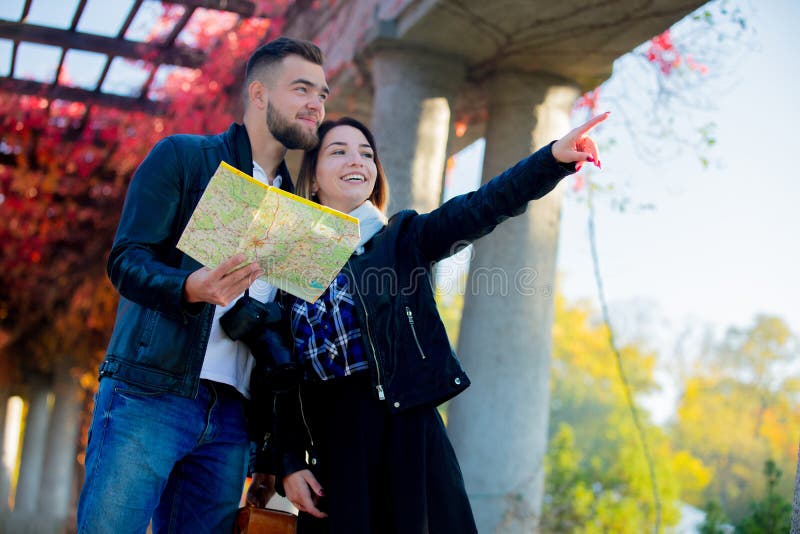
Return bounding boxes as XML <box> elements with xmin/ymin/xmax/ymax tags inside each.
<box><xmin>259</xmin><ymin>142</ymin><xmax>574</xmax><ymax>478</ymax></box>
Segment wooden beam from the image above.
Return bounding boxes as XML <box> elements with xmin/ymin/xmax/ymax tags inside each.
<box><xmin>118</xmin><ymin>0</ymin><xmax>145</xmax><ymax>38</ymax></box>
<box><xmin>70</xmin><ymin>0</ymin><xmax>89</xmax><ymax>31</ymax></box>
<box><xmin>0</xmin><ymin>21</ymin><xmax>205</xmax><ymax>68</ymax></box>
<box><xmin>20</xmin><ymin>0</ymin><xmax>33</xmax><ymax>20</ymax></box>
<box><xmin>165</xmin><ymin>0</ymin><xmax>256</xmax><ymax>17</ymax></box>
<box><xmin>164</xmin><ymin>7</ymin><xmax>197</xmax><ymax>46</ymax></box>
<box><xmin>10</xmin><ymin>41</ymin><xmax>18</xmax><ymax>78</ymax></box>
<box><xmin>0</xmin><ymin>77</ymin><xmax>166</xmax><ymax>114</ymax></box>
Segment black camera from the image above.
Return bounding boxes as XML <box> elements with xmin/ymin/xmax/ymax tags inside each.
<box><xmin>219</xmin><ymin>295</ymin><xmax>302</xmax><ymax>393</ymax></box>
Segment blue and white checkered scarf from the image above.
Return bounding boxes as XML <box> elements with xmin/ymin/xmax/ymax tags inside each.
<box><xmin>290</xmin><ymin>201</ymin><xmax>387</xmax><ymax>380</ymax></box>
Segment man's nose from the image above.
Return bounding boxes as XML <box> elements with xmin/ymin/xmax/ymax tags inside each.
<box><xmin>306</xmin><ymin>95</ymin><xmax>324</xmax><ymax>114</ymax></box>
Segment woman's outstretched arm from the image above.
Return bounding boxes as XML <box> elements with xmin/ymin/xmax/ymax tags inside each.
<box><xmin>412</xmin><ymin>112</ymin><xmax>609</xmax><ymax>264</ymax></box>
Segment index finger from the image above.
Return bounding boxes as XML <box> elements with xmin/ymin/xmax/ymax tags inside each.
<box><xmin>214</xmin><ymin>253</ymin><xmax>248</xmax><ymax>274</ymax></box>
<box><xmin>303</xmin><ymin>471</ymin><xmax>323</xmax><ymax>496</ymax></box>
<box><xmin>303</xmin><ymin>500</ymin><xmax>327</xmax><ymax>519</ymax></box>
<box><xmin>576</xmin><ymin>111</ymin><xmax>610</xmax><ymax>135</ymax></box>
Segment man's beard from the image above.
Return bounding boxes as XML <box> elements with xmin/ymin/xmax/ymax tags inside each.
<box><xmin>266</xmin><ymin>102</ymin><xmax>318</xmax><ymax>150</ymax></box>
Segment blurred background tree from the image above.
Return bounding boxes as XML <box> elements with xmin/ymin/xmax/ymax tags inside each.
<box><xmin>671</xmin><ymin>315</ymin><xmax>800</xmax><ymax>524</ymax></box>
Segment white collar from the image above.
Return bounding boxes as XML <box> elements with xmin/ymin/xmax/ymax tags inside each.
<box><xmin>348</xmin><ymin>201</ymin><xmax>388</xmax><ymax>254</ymax></box>
<box><xmin>253</xmin><ymin>161</ymin><xmax>282</xmax><ymax>188</ymax></box>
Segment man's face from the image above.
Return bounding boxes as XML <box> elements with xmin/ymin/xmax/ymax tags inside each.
<box><xmin>264</xmin><ymin>55</ymin><xmax>329</xmax><ymax>150</ymax></box>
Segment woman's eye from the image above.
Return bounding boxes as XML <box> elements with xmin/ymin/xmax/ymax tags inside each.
<box><xmin>362</xmin><ymin>153</ymin><xmax>374</xmax><ymax>159</ymax></box>
<box><xmin>332</xmin><ymin>150</ymin><xmax>345</xmax><ymax>155</ymax></box>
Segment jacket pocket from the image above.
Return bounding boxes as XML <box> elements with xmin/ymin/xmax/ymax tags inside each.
<box><xmin>405</xmin><ymin>306</ymin><xmax>427</xmax><ymax>360</ymax></box>
<box><xmin>136</xmin><ymin>309</ymin><xmax>160</xmax><ymax>352</ymax></box>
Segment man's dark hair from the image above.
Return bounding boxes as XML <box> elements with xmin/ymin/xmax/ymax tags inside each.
<box><xmin>245</xmin><ymin>37</ymin><xmax>323</xmax><ymax>86</ymax></box>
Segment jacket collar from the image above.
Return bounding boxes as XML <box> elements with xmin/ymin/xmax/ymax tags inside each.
<box><xmin>226</xmin><ymin>122</ymin><xmax>294</xmax><ymax>193</ymax></box>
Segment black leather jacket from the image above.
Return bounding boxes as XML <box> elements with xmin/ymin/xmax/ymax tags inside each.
<box><xmin>99</xmin><ymin>123</ymin><xmax>292</xmax><ymax>397</ymax></box>
<box><xmin>261</xmin><ymin>142</ymin><xmax>574</xmax><ymax>477</ymax></box>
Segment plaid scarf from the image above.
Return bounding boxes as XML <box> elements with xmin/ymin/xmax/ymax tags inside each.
<box><xmin>290</xmin><ymin>201</ymin><xmax>386</xmax><ymax>381</ymax></box>
<box><xmin>291</xmin><ymin>273</ymin><xmax>368</xmax><ymax>381</ymax></box>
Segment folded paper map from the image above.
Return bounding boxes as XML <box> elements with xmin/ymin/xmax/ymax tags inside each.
<box><xmin>177</xmin><ymin>161</ymin><xmax>360</xmax><ymax>303</ymax></box>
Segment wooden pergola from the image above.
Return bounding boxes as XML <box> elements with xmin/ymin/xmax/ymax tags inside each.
<box><xmin>0</xmin><ymin>0</ymin><xmax>261</xmax><ymax>113</ymax></box>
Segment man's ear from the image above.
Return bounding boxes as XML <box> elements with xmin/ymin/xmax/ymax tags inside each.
<box><xmin>248</xmin><ymin>80</ymin><xmax>268</xmax><ymax>110</ymax></box>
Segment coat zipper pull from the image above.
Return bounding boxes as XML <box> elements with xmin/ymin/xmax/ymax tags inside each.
<box><xmin>347</xmin><ymin>260</ymin><xmax>386</xmax><ymax>400</ymax></box>
<box><xmin>405</xmin><ymin>306</ymin><xmax>427</xmax><ymax>359</ymax></box>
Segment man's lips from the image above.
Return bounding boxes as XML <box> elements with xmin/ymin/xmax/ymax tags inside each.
<box><xmin>298</xmin><ymin>116</ymin><xmax>318</xmax><ymax>127</ymax></box>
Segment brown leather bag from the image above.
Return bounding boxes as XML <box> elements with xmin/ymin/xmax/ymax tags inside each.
<box><xmin>233</xmin><ymin>506</ymin><xmax>297</xmax><ymax>534</ymax></box>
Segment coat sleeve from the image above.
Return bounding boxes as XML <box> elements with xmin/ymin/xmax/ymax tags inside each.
<box><xmin>410</xmin><ymin>142</ymin><xmax>575</xmax><ymax>264</ymax></box>
<box><xmin>253</xmin><ymin>387</ymin><xmax>311</xmax><ymax>496</ymax></box>
<box><xmin>107</xmin><ymin>137</ymin><xmax>200</xmax><ymax>321</ymax></box>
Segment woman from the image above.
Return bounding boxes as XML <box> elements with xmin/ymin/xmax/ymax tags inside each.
<box><xmin>254</xmin><ymin>113</ymin><xmax>607</xmax><ymax>533</ymax></box>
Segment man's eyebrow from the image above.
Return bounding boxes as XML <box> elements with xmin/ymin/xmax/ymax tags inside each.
<box><xmin>291</xmin><ymin>78</ymin><xmax>331</xmax><ymax>95</ymax></box>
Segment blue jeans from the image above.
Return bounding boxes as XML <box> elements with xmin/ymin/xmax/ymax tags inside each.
<box><xmin>77</xmin><ymin>378</ymin><xmax>251</xmax><ymax>533</ymax></box>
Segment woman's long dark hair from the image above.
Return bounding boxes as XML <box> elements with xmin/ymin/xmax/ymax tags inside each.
<box><xmin>295</xmin><ymin>117</ymin><xmax>389</xmax><ymax>212</ymax></box>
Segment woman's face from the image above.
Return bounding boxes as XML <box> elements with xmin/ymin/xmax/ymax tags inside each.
<box><xmin>312</xmin><ymin>125</ymin><xmax>377</xmax><ymax>213</ymax></box>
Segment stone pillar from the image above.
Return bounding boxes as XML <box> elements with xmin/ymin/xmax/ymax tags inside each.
<box><xmin>38</xmin><ymin>359</ymin><xmax>82</xmax><ymax>519</ymax></box>
<box><xmin>370</xmin><ymin>44</ymin><xmax>465</xmax><ymax>212</ymax></box>
<box><xmin>14</xmin><ymin>379</ymin><xmax>51</xmax><ymax>513</ymax></box>
<box><xmin>446</xmin><ymin>71</ymin><xmax>579</xmax><ymax>534</ymax></box>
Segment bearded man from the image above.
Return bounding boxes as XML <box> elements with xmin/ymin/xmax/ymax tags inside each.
<box><xmin>77</xmin><ymin>37</ymin><xmax>329</xmax><ymax>534</ymax></box>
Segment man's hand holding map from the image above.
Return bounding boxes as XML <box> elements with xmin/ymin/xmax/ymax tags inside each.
<box><xmin>177</xmin><ymin>162</ymin><xmax>361</xmax><ymax>303</ymax></box>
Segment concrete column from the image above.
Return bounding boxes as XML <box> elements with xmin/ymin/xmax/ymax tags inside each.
<box><xmin>14</xmin><ymin>379</ymin><xmax>51</xmax><ymax>513</ymax></box>
<box><xmin>370</xmin><ymin>44</ymin><xmax>465</xmax><ymax>213</ymax></box>
<box><xmin>446</xmin><ymin>71</ymin><xmax>579</xmax><ymax>534</ymax></box>
<box><xmin>38</xmin><ymin>359</ymin><xmax>82</xmax><ymax>519</ymax></box>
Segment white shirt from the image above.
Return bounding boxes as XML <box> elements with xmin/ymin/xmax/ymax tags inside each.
<box><xmin>199</xmin><ymin>162</ymin><xmax>282</xmax><ymax>398</ymax></box>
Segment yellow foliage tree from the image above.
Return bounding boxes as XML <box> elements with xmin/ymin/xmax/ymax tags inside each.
<box><xmin>672</xmin><ymin>315</ymin><xmax>800</xmax><ymax>522</ymax></box>
<box><xmin>544</xmin><ymin>295</ymin><xmax>710</xmax><ymax>532</ymax></box>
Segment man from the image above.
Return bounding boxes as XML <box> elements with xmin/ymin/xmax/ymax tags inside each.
<box><xmin>77</xmin><ymin>37</ymin><xmax>329</xmax><ymax>533</ymax></box>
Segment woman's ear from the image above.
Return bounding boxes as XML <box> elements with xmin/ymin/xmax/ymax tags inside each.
<box><xmin>311</xmin><ymin>181</ymin><xmax>318</xmax><ymax>194</ymax></box>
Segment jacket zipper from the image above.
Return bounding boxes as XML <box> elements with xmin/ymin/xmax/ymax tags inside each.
<box><xmin>285</xmin><ymin>289</ymin><xmax>316</xmax><ymax>458</ymax></box>
<box><xmin>405</xmin><ymin>306</ymin><xmax>427</xmax><ymax>359</ymax></box>
<box><xmin>298</xmin><ymin>388</ymin><xmax>316</xmax><ymax>464</ymax></box>
<box><xmin>346</xmin><ymin>261</ymin><xmax>385</xmax><ymax>400</ymax></box>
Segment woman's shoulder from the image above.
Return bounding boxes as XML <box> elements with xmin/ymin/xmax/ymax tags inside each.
<box><xmin>386</xmin><ymin>209</ymin><xmax>418</xmax><ymax>225</ymax></box>
<box><xmin>381</xmin><ymin>209</ymin><xmax>423</xmax><ymax>241</ymax></box>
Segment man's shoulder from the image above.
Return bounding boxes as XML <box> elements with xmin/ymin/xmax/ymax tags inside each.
<box><xmin>159</xmin><ymin>122</ymin><xmax>242</xmax><ymax>152</ymax></box>
<box><xmin>163</xmin><ymin>130</ymin><xmax>227</xmax><ymax>151</ymax></box>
